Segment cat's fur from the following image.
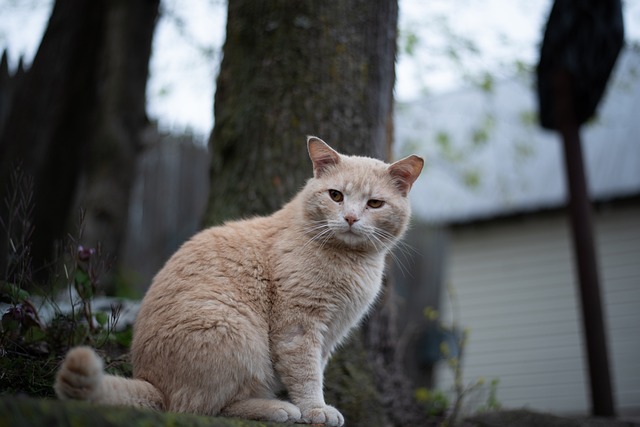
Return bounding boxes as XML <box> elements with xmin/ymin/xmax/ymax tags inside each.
<box><xmin>55</xmin><ymin>137</ymin><xmax>423</xmax><ymax>426</ymax></box>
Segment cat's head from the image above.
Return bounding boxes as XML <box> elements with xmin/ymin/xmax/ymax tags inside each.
<box><xmin>301</xmin><ymin>136</ymin><xmax>423</xmax><ymax>252</ymax></box>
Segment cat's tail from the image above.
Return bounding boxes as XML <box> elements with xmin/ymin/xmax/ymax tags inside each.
<box><xmin>54</xmin><ymin>346</ymin><xmax>164</xmax><ymax>410</ymax></box>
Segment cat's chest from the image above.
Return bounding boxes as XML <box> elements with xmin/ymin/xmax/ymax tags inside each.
<box><xmin>277</xmin><ymin>250</ymin><xmax>384</xmax><ymax>314</ymax></box>
<box><xmin>269</xmin><ymin>245</ymin><xmax>385</xmax><ymax>357</ymax></box>
<box><xmin>308</xmin><ymin>254</ymin><xmax>384</xmax><ymax>349</ymax></box>
<box><xmin>332</xmin><ymin>256</ymin><xmax>384</xmax><ymax>305</ymax></box>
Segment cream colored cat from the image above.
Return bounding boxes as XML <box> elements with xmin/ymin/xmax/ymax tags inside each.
<box><xmin>55</xmin><ymin>137</ymin><xmax>423</xmax><ymax>426</ymax></box>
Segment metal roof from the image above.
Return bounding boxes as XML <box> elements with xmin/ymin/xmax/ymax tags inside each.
<box><xmin>395</xmin><ymin>46</ymin><xmax>640</xmax><ymax>224</ymax></box>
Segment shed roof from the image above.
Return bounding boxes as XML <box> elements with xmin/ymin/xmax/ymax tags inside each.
<box><xmin>395</xmin><ymin>46</ymin><xmax>640</xmax><ymax>224</ymax></box>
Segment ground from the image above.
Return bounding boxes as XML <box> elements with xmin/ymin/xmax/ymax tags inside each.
<box><xmin>1</xmin><ymin>395</ymin><xmax>639</xmax><ymax>427</ymax></box>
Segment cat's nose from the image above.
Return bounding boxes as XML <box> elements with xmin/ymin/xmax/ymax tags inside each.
<box><xmin>344</xmin><ymin>215</ymin><xmax>359</xmax><ymax>226</ymax></box>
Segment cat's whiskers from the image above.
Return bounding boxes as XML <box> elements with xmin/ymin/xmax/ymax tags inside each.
<box><xmin>315</xmin><ymin>228</ymin><xmax>336</xmax><ymax>251</ymax></box>
<box><xmin>375</xmin><ymin>227</ymin><xmax>420</xmax><ymax>258</ymax></box>
<box><xmin>368</xmin><ymin>227</ymin><xmax>396</xmax><ymax>250</ymax></box>
<box><xmin>302</xmin><ymin>220</ymin><xmax>331</xmax><ymax>238</ymax></box>
<box><xmin>368</xmin><ymin>227</ymin><xmax>415</xmax><ymax>279</ymax></box>
<box><xmin>302</xmin><ymin>222</ymin><xmax>335</xmax><ymax>252</ymax></box>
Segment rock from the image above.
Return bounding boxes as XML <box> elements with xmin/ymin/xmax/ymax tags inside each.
<box><xmin>0</xmin><ymin>292</ymin><xmax>141</xmax><ymax>332</ymax></box>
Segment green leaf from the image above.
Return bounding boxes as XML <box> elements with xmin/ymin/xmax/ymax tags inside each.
<box><xmin>95</xmin><ymin>312</ymin><xmax>109</xmax><ymax>327</ymax></box>
<box><xmin>415</xmin><ymin>387</ymin><xmax>430</xmax><ymax>403</ymax></box>
<box><xmin>515</xmin><ymin>59</ymin><xmax>531</xmax><ymax>76</ymax></box>
<box><xmin>114</xmin><ymin>328</ymin><xmax>133</xmax><ymax>348</ymax></box>
<box><xmin>435</xmin><ymin>131</ymin><xmax>451</xmax><ymax>150</ymax></box>
<box><xmin>514</xmin><ymin>142</ymin><xmax>534</xmax><ymax>159</ymax></box>
<box><xmin>479</xmin><ymin>72</ymin><xmax>494</xmax><ymax>93</ymax></box>
<box><xmin>463</xmin><ymin>169</ymin><xmax>481</xmax><ymax>188</ymax></box>
<box><xmin>74</xmin><ymin>270</ymin><xmax>90</xmax><ymax>286</ymax></box>
<box><xmin>23</xmin><ymin>325</ymin><xmax>47</xmax><ymax>343</ymax></box>
<box><xmin>403</xmin><ymin>31</ymin><xmax>419</xmax><ymax>56</ymax></box>
<box><xmin>0</xmin><ymin>281</ymin><xmax>30</xmax><ymax>304</ymax></box>
<box><xmin>472</xmin><ymin>128</ymin><xmax>489</xmax><ymax>145</ymax></box>
<box><xmin>423</xmin><ymin>306</ymin><xmax>439</xmax><ymax>321</ymax></box>
<box><xmin>519</xmin><ymin>110</ymin><xmax>538</xmax><ymax>126</ymax></box>
<box><xmin>1</xmin><ymin>312</ymin><xmax>20</xmax><ymax>333</ymax></box>
<box><xmin>74</xmin><ymin>270</ymin><xmax>93</xmax><ymax>299</ymax></box>
<box><xmin>446</xmin><ymin>46</ymin><xmax>460</xmax><ymax>62</ymax></box>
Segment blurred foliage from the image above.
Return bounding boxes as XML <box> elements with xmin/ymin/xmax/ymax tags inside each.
<box><xmin>519</xmin><ymin>110</ymin><xmax>538</xmax><ymax>127</ymax></box>
<box><xmin>477</xmin><ymin>73</ymin><xmax>495</xmax><ymax>93</ymax></box>
<box><xmin>401</xmin><ymin>28</ymin><xmax>420</xmax><ymax>56</ymax></box>
<box><xmin>415</xmin><ymin>387</ymin><xmax>450</xmax><ymax>417</ymax></box>
<box><xmin>462</xmin><ymin>169</ymin><xmax>481</xmax><ymax>189</ymax></box>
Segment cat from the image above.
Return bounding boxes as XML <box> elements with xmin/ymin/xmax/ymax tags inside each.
<box><xmin>54</xmin><ymin>136</ymin><xmax>423</xmax><ymax>426</ymax></box>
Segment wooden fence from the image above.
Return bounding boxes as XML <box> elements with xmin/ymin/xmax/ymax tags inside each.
<box><xmin>120</xmin><ymin>132</ymin><xmax>209</xmax><ymax>293</ymax></box>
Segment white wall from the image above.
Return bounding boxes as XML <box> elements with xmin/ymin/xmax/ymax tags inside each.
<box><xmin>435</xmin><ymin>201</ymin><xmax>640</xmax><ymax>416</ymax></box>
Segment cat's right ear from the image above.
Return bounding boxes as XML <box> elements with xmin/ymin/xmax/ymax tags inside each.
<box><xmin>388</xmin><ymin>154</ymin><xmax>424</xmax><ymax>196</ymax></box>
<box><xmin>307</xmin><ymin>136</ymin><xmax>341</xmax><ymax>177</ymax></box>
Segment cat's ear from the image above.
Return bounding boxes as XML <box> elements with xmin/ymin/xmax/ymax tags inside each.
<box><xmin>307</xmin><ymin>136</ymin><xmax>341</xmax><ymax>177</ymax></box>
<box><xmin>388</xmin><ymin>155</ymin><xmax>424</xmax><ymax>196</ymax></box>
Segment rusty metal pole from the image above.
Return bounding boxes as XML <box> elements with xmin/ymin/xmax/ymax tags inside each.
<box><xmin>554</xmin><ymin>70</ymin><xmax>616</xmax><ymax>417</ymax></box>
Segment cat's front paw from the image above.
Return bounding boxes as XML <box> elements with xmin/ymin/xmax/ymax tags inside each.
<box><xmin>269</xmin><ymin>401</ymin><xmax>302</xmax><ymax>423</ymax></box>
<box><xmin>300</xmin><ymin>405</ymin><xmax>344</xmax><ymax>426</ymax></box>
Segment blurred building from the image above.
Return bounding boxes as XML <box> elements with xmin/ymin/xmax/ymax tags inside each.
<box><xmin>393</xmin><ymin>46</ymin><xmax>640</xmax><ymax>415</ymax></box>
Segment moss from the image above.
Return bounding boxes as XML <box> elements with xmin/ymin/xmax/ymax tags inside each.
<box><xmin>2</xmin><ymin>397</ymin><xmax>611</xmax><ymax>427</ymax></box>
<box><xmin>0</xmin><ymin>396</ymin><xmax>285</xmax><ymax>427</ymax></box>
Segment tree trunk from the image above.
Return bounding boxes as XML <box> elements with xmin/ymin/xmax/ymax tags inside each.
<box><xmin>206</xmin><ymin>1</ymin><xmax>425</xmax><ymax>425</ymax></box>
<box><xmin>205</xmin><ymin>0</ymin><xmax>395</xmax><ymax>226</ymax></box>
<box><xmin>0</xmin><ymin>0</ymin><xmax>105</xmax><ymax>284</ymax></box>
<box><xmin>72</xmin><ymin>0</ymin><xmax>159</xmax><ymax>293</ymax></box>
<box><xmin>0</xmin><ymin>0</ymin><xmax>158</xmax><ymax>290</ymax></box>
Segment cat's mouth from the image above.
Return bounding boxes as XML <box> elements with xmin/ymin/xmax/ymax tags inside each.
<box><xmin>323</xmin><ymin>222</ymin><xmax>370</xmax><ymax>248</ymax></box>
<box><xmin>335</xmin><ymin>227</ymin><xmax>367</xmax><ymax>246</ymax></box>
<box><xmin>336</xmin><ymin>225</ymin><xmax>360</xmax><ymax>236</ymax></box>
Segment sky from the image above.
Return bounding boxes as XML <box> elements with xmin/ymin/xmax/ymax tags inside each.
<box><xmin>1</xmin><ymin>0</ymin><xmax>639</xmax><ymax>142</ymax></box>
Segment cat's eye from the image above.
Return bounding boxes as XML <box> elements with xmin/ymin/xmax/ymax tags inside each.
<box><xmin>367</xmin><ymin>199</ymin><xmax>385</xmax><ymax>209</ymax></box>
<box><xmin>329</xmin><ymin>189</ymin><xmax>344</xmax><ymax>202</ymax></box>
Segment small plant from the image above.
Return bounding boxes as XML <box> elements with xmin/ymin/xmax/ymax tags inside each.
<box><xmin>414</xmin><ymin>386</ymin><xmax>449</xmax><ymax>417</ymax></box>
<box><xmin>0</xmin><ymin>282</ymin><xmax>46</xmax><ymax>347</ymax></box>
<box><xmin>477</xmin><ymin>378</ymin><xmax>502</xmax><ymax>413</ymax></box>
<box><xmin>1</xmin><ymin>167</ymin><xmax>44</xmax><ymax>349</ymax></box>
<box><xmin>61</xmin><ymin>210</ymin><xmax>114</xmax><ymax>336</ymax></box>
<box><xmin>0</xmin><ymin>168</ymin><xmax>132</xmax><ymax>397</ymax></box>
<box><xmin>1</xmin><ymin>166</ymin><xmax>36</xmax><ymax>289</ymax></box>
<box><xmin>418</xmin><ymin>283</ymin><xmax>501</xmax><ymax>426</ymax></box>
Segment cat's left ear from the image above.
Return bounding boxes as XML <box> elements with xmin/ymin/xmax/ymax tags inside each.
<box><xmin>308</xmin><ymin>136</ymin><xmax>341</xmax><ymax>177</ymax></box>
<box><xmin>388</xmin><ymin>155</ymin><xmax>424</xmax><ymax>196</ymax></box>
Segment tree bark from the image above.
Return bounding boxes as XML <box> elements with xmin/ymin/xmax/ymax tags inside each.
<box><xmin>0</xmin><ymin>0</ymin><xmax>105</xmax><ymax>283</ymax></box>
<box><xmin>206</xmin><ymin>0</ymin><xmax>395</xmax><ymax>226</ymax></box>
<box><xmin>72</xmin><ymin>0</ymin><xmax>159</xmax><ymax>293</ymax></box>
<box><xmin>0</xmin><ymin>0</ymin><xmax>158</xmax><ymax>289</ymax></box>
<box><xmin>207</xmin><ymin>1</ymin><xmax>425</xmax><ymax>425</ymax></box>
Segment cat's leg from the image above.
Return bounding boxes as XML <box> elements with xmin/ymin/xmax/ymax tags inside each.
<box><xmin>272</xmin><ymin>325</ymin><xmax>344</xmax><ymax>427</ymax></box>
<box><xmin>154</xmin><ymin>308</ymin><xmax>275</xmax><ymax>417</ymax></box>
<box><xmin>221</xmin><ymin>398</ymin><xmax>301</xmax><ymax>423</ymax></box>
